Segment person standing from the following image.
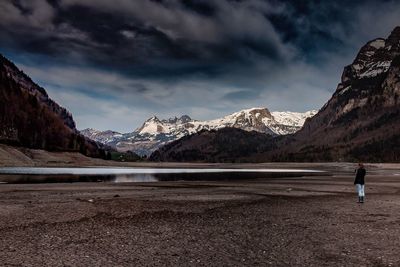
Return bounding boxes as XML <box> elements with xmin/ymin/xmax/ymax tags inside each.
<box><xmin>354</xmin><ymin>163</ymin><xmax>366</xmax><ymax>203</ymax></box>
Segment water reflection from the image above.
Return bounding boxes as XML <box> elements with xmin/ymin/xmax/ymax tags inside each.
<box><xmin>0</xmin><ymin>167</ymin><xmax>326</xmax><ymax>184</ymax></box>
<box><xmin>114</xmin><ymin>174</ymin><xmax>158</xmax><ymax>183</ymax></box>
<box><xmin>0</xmin><ymin>167</ymin><xmax>324</xmax><ymax>175</ymax></box>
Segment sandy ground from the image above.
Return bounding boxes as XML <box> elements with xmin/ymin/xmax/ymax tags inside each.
<box><xmin>1</xmin><ymin>164</ymin><xmax>400</xmax><ymax>266</ymax></box>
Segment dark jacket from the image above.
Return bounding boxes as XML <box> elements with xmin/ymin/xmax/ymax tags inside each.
<box><xmin>354</xmin><ymin>167</ymin><xmax>366</xmax><ymax>185</ymax></box>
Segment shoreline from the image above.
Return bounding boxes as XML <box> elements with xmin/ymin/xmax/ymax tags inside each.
<box><xmin>3</xmin><ymin>144</ymin><xmax>400</xmax><ymax>172</ymax></box>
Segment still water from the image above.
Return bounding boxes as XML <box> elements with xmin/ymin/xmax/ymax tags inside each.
<box><xmin>0</xmin><ymin>167</ymin><xmax>325</xmax><ymax>183</ymax></box>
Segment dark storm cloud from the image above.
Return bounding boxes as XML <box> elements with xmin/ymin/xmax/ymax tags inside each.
<box><xmin>1</xmin><ymin>0</ymin><xmax>400</xmax><ymax>131</ymax></box>
<box><xmin>0</xmin><ymin>1</ymin><xmax>397</xmax><ymax>69</ymax></box>
<box><xmin>1</xmin><ymin>0</ymin><xmax>293</xmax><ymax>75</ymax></box>
<box><xmin>0</xmin><ymin>1</ymin><xmax>337</xmax><ymax>75</ymax></box>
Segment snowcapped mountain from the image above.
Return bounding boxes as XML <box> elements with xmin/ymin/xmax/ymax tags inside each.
<box><xmin>269</xmin><ymin>110</ymin><xmax>317</xmax><ymax>135</ymax></box>
<box><xmin>80</xmin><ymin>128</ymin><xmax>123</xmax><ymax>144</ymax></box>
<box><xmin>80</xmin><ymin>108</ymin><xmax>317</xmax><ymax>156</ymax></box>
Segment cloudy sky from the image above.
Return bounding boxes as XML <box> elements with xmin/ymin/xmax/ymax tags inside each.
<box><xmin>1</xmin><ymin>0</ymin><xmax>400</xmax><ymax>132</ymax></box>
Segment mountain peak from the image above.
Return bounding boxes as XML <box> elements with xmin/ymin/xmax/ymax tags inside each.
<box><xmin>179</xmin><ymin>115</ymin><xmax>192</xmax><ymax>123</ymax></box>
<box><xmin>239</xmin><ymin>107</ymin><xmax>270</xmax><ymax>113</ymax></box>
<box><xmin>146</xmin><ymin>115</ymin><xmax>161</xmax><ymax>122</ymax></box>
<box><xmin>162</xmin><ymin>115</ymin><xmax>192</xmax><ymax>124</ymax></box>
<box><xmin>386</xmin><ymin>26</ymin><xmax>400</xmax><ymax>48</ymax></box>
<box><xmin>389</xmin><ymin>26</ymin><xmax>400</xmax><ymax>38</ymax></box>
<box><xmin>337</xmin><ymin>27</ymin><xmax>400</xmax><ymax>90</ymax></box>
<box><xmin>80</xmin><ymin>128</ymin><xmax>122</xmax><ymax>144</ymax></box>
<box><xmin>81</xmin><ymin>128</ymin><xmax>98</xmax><ymax>133</ymax></box>
<box><xmin>366</xmin><ymin>38</ymin><xmax>385</xmax><ymax>49</ymax></box>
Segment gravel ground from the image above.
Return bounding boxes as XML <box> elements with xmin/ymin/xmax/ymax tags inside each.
<box><xmin>1</xmin><ymin>167</ymin><xmax>400</xmax><ymax>266</ymax></box>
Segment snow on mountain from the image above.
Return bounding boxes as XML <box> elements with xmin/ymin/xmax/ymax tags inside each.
<box><xmin>80</xmin><ymin>128</ymin><xmax>123</xmax><ymax>144</ymax></box>
<box><xmin>80</xmin><ymin>108</ymin><xmax>317</xmax><ymax>156</ymax></box>
<box><xmin>136</xmin><ymin>116</ymin><xmax>164</xmax><ymax>135</ymax></box>
<box><xmin>338</xmin><ymin>32</ymin><xmax>400</xmax><ymax>86</ymax></box>
<box><xmin>270</xmin><ymin>110</ymin><xmax>317</xmax><ymax>135</ymax></box>
<box><xmin>332</xmin><ymin>27</ymin><xmax>400</xmax><ymax>120</ymax></box>
<box><xmin>350</xmin><ymin>38</ymin><xmax>391</xmax><ymax>79</ymax></box>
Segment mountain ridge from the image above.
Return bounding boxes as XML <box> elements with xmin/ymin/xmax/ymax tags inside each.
<box><xmin>81</xmin><ymin>108</ymin><xmax>317</xmax><ymax>156</ymax></box>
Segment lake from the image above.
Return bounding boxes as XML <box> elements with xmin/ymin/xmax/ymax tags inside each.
<box><xmin>0</xmin><ymin>167</ymin><xmax>326</xmax><ymax>183</ymax></box>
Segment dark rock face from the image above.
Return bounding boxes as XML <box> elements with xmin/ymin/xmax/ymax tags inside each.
<box><xmin>0</xmin><ymin>53</ymin><xmax>104</xmax><ymax>157</ymax></box>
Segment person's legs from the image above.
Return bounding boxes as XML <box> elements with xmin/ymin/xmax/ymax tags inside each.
<box><xmin>360</xmin><ymin>184</ymin><xmax>365</xmax><ymax>203</ymax></box>
<box><xmin>356</xmin><ymin>184</ymin><xmax>362</xmax><ymax>202</ymax></box>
